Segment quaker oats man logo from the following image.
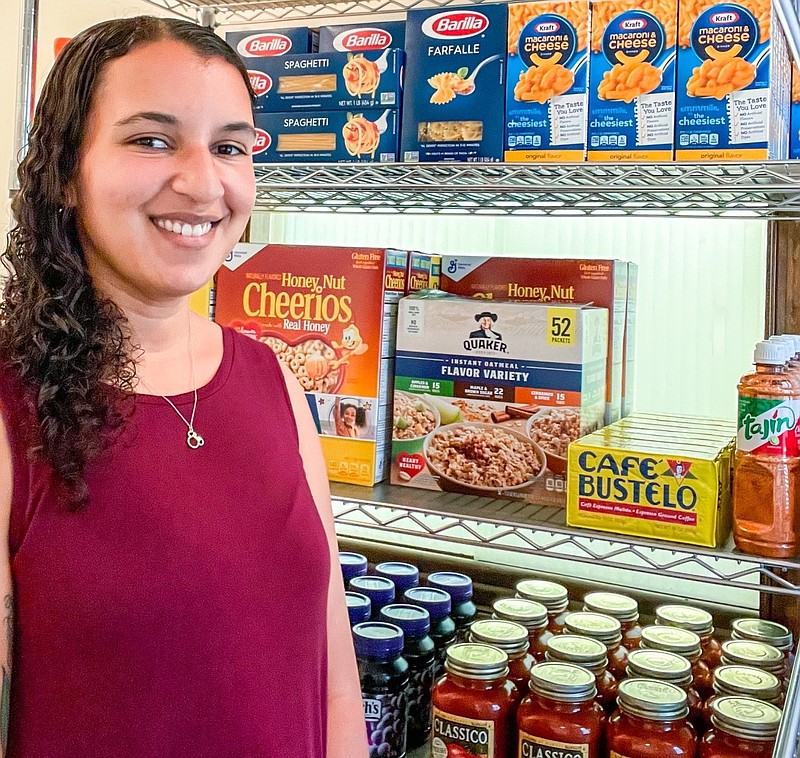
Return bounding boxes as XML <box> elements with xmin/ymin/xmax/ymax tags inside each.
<box><xmin>470</xmin><ymin>311</ymin><xmax>502</xmax><ymax>340</ymax></box>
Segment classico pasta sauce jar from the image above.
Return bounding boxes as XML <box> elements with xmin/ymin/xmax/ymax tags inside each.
<box><xmin>703</xmin><ymin>665</ymin><xmax>783</xmax><ymax>731</ymax></box>
<box><xmin>545</xmin><ymin>634</ymin><xmax>618</xmax><ymax>714</ymax></box>
<box><xmin>720</xmin><ymin>640</ymin><xmax>786</xmax><ymax>683</ymax></box>
<box><xmin>584</xmin><ymin>591</ymin><xmax>643</xmax><ymax>650</ymax></box>
<box><xmin>469</xmin><ymin>619</ymin><xmax>534</xmax><ymax>698</ymax></box>
<box><xmin>655</xmin><ymin>604</ymin><xmax>723</xmax><ymax>669</ymax></box>
<box><xmin>492</xmin><ymin>597</ymin><xmax>552</xmax><ymax>660</ymax></box>
<box><xmin>516</xmin><ymin>579</ymin><xmax>570</xmax><ymax>633</ymax></box>
<box><xmin>700</xmin><ymin>696</ymin><xmax>782</xmax><ymax>757</ymax></box>
<box><xmin>640</xmin><ymin>624</ymin><xmax>714</xmax><ymax>700</ymax></box>
<box><xmin>731</xmin><ymin>618</ymin><xmax>795</xmax><ymax>686</ymax></box>
<box><xmin>564</xmin><ymin>611</ymin><xmax>628</xmax><ymax>680</ymax></box>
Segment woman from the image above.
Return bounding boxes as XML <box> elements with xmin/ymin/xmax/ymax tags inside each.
<box><xmin>0</xmin><ymin>17</ymin><xmax>366</xmax><ymax>757</ymax></box>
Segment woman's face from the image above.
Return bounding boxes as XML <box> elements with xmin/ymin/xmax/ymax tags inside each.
<box><xmin>72</xmin><ymin>39</ymin><xmax>256</xmax><ymax>306</ymax></box>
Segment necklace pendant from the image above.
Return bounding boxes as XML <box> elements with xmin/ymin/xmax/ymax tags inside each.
<box><xmin>187</xmin><ymin>429</ymin><xmax>205</xmax><ymax>449</ymax></box>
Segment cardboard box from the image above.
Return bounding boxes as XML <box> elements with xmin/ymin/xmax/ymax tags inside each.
<box><xmin>440</xmin><ymin>256</ymin><xmax>628</xmax><ymax>424</ymax></box>
<box><xmin>792</xmin><ymin>63</ymin><xmax>800</xmax><ymax>159</ymax></box>
<box><xmin>622</xmin><ymin>261</ymin><xmax>637</xmax><ymax>417</ymax></box>
<box><xmin>567</xmin><ymin>416</ymin><xmax>734</xmax><ymax>547</ymax></box>
<box><xmin>214</xmin><ymin>244</ymin><xmax>409</xmax><ymax>486</ymax></box>
<box><xmin>401</xmin><ymin>4</ymin><xmax>508</xmax><ymax>162</ymax></box>
<box><xmin>391</xmin><ymin>294</ymin><xmax>608</xmax><ymax>506</ymax></box>
<box><xmin>225</xmin><ymin>27</ymin><xmax>316</xmax><ymax>58</ymax></box>
<box><xmin>675</xmin><ymin>0</ymin><xmax>790</xmax><ymax>160</ymax></box>
<box><xmin>189</xmin><ymin>280</ymin><xmax>214</xmax><ymax>320</ymax></box>
<box><xmin>319</xmin><ymin>21</ymin><xmax>406</xmax><ymax>52</ymax></box>
<box><xmin>587</xmin><ymin>0</ymin><xmax>678</xmax><ymax>161</ymax></box>
<box><xmin>253</xmin><ymin>110</ymin><xmax>400</xmax><ymax>163</ymax></box>
<box><xmin>505</xmin><ymin>0</ymin><xmax>590</xmax><ymax>161</ymax></box>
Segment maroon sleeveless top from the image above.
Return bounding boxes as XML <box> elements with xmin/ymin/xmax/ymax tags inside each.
<box><xmin>3</xmin><ymin>328</ymin><xmax>330</xmax><ymax>757</ymax></box>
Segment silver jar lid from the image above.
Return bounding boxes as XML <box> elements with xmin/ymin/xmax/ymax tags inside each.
<box><xmin>713</xmin><ymin>665</ymin><xmax>783</xmax><ymax>703</ymax></box>
<box><xmin>626</xmin><ymin>649</ymin><xmax>693</xmax><ymax>689</ymax></box>
<box><xmin>516</xmin><ymin>579</ymin><xmax>569</xmax><ymax>614</ymax></box>
<box><xmin>492</xmin><ymin>597</ymin><xmax>548</xmax><ymax>631</ymax></box>
<box><xmin>469</xmin><ymin>619</ymin><xmax>530</xmax><ymax>657</ymax></box>
<box><xmin>655</xmin><ymin>605</ymin><xmax>714</xmax><ymax>636</ymax></box>
<box><xmin>583</xmin><ymin>592</ymin><xmax>639</xmax><ymax>623</ymax></box>
<box><xmin>564</xmin><ymin>612</ymin><xmax>623</xmax><ymax>647</ymax></box>
<box><xmin>529</xmin><ymin>662</ymin><xmax>597</xmax><ymax>703</ymax></box>
<box><xmin>720</xmin><ymin>640</ymin><xmax>785</xmax><ymax>674</ymax></box>
<box><xmin>546</xmin><ymin>635</ymin><xmax>608</xmax><ymax>674</ymax></box>
<box><xmin>617</xmin><ymin>678</ymin><xmax>689</xmax><ymax>721</ymax></box>
<box><xmin>732</xmin><ymin>619</ymin><xmax>793</xmax><ymax>652</ymax></box>
<box><xmin>641</xmin><ymin>625</ymin><xmax>702</xmax><ymax>661</ymax></box>
<box><xmin>710</xmin><ymin>696</ymin><xmax>782</xmax><ymax>741</ymax></box>
<box><xmin>445</xmin><ymin>643</ymin><xmax>509</xmax><ymax>681</ymax></box>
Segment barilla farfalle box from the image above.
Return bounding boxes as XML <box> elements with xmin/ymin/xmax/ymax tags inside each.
<box><xmin>402</xmin><ymin>4</ymin><xmax>508</xmax><ymax>161</ymax></box>
<box><xmin>319</xmin><ymin>21</ymin><xmax>406</xmax><ymax>52</ymax></box>
<box><xmin>587</xmin><ymin>0</ymin><xmax>678</xmax><ymax>160</ymax></box>
<box><xmin>505</xmin><ymin>0</ymin><xmax>590</xmax><ymax>161</ymax></box>
<box><xmin>214</xmin><ymin>244</ymin><xmax>408</xmax><ymax>486</ymax></box>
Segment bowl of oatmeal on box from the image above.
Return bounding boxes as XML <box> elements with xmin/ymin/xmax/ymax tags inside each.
<box><xmin>526</xmin><ymin>407</ymin><xmax>584</xmax><ymax>475</ymax></box>
<box><xmin>392</xmin><ymin>392</ymin><xmax>441</xmax><ymax>454</ymax></box>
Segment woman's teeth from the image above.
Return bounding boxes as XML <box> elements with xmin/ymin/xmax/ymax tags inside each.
<box><xmin>155</xmin><ymin>219</ymin><xmax>213</xmax><ymax>237</ymax></box>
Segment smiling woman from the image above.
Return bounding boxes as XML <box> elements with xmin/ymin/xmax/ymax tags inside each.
<box><xmin>0</xmin><ymin>16</ymin><xmax>366</xmax><ymax>758</ymax></box>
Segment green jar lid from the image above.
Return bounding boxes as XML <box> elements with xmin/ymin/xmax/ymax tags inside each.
<box><xmin>626</xmin><ymin>649</ymin><xmax>693</xmax><ymax>688</ymax></box>
<box><xmin>721</xmin><ymin>640</ymin><xmax>785</xmax><ymax>674</ymax></box>
<box><xmin>617</xmin><ymin>678</ymin><xmax>689</xmax><ymax>721</ymax></box>
<box><xmin>583</xmin><ymin>592</ymin><xmax>639</xmax><ymax>623</ymax></box>
<box><xmin>546</xmin><ymin>635</ymin><xmax>608</xmax><ymax>674</ymax></box>
<box><xmin>492</xmin><ymin>597</ymin><xmax>548</xmax><ymax>630</ymax></box>
<box><xmin>710</xmin><ymin>696</ymin><xmax>782</xmax><ymax>741</ymax></box>
<box><xmin>641</xmin><ymin>625</ymin><xmax>702</xmax><ymax>660</ymax></box>
<box><xmin>516</xmin><ymin>579</ymin><xmax>569</xmax><ymax>614</ymax></box>
<box><xmin>445</xmin><ymin>643</ymin><xmax>509</xmax><ymax>681</ymax></box>
<box><xmin>713</xmin><ymin>665</ymin><xmax>782</xmax><ymax>703</ymax></box>
<box><xmin>732</xmin><ymin>619</ymin><xmax>793</xmax><ymax>652</ymax></box>
<box><xmin>469</xmin><ymin>619</ymin><xmax>529</xmax><ymax>657</ymax></box>
<box><xmin>564</xmin><ymin>612</ymin><xmax>623</xmax><ymax>647</ymax></box>
<box><xmin>655</xmin><ymin>605</ymin><xmax>714</xmax><ymax>636</ymax></box>
<box><xmin>529</xmin><ymin>662</ymin><xmax>597</xmax><ymax>703</ymax></box>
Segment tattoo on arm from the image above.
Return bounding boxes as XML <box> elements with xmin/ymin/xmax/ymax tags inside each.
<box><xmin>2</xmin><ymin>593</ymin><xmax>12</xmax><ymax>753</ymax></box>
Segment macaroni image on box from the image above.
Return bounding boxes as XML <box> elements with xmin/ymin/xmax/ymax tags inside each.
<box><xmin>254</xmin><ymin>110</ymin><xmax>399</xmax><ymax>163</ymax></box>
<box><xmin>225</xmin><ymin>28</ymin><xmax>315</xmax><ymax>57</ymax></box>
<box><xmin>587</xmin><ymin>0</ymin><xmax>678</xmax><ymax>161</ymax></box>
<box><xmin>242</xmin><ymin>50</ymin><xmax>403</xmax><ymax>113</ymax></box>
<box><xmin>401</xmin><ymin>4</ymin><xmax>508</xmax><ymax>162</ymax></box>
<box><xmin>319</xmin><ymin>21</ymin><xmax>406</xmax><ymax>53</ymax></box>
<box><xmin>675</xmin><ymin>0</ymin><xmax>790</xmax><ymax>159</ymax></box>
<box><xmin>505</xmin><ymin>1</ymin><xmax>590</xmax><ymax>161</ymax></box>
<box><xmin>791</xmin><ymin>63</ymin><xmax>800</xmax><ymax>158</ymax></box>
<box><xmin>214</xmin><ymin>244</ymin><xmax>409</xmax><ymax>486</ymax></box>
<box><xmin>391</xmin><ymin>294</ymin><xmax>608</xmax><ymax>506</ymax></box>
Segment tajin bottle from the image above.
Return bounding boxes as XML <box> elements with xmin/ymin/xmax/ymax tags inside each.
<box><xmin>734</xmin><ymin>339</ymin><xmax>800</xmax><ymax>558</ymax></box>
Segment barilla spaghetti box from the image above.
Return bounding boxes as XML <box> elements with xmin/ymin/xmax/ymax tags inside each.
<box><xmin>441</xmin><ymin>257</ymin><xmax>628</xmax><ymax>424</ymax></box>
<box><xmin>225</xmin><ymin>27</ymin><xmax>315</xmax><ymax>58</ymax></box>
<box><xmin>319</xmin><ymin>21</ymin><xmax>406</xmax><ymax>53</ymax></box>
<box><xmin>214</xmin><ymin>244</ymin><xmax>409</xmax><ymax>486</ymax></box>
<box><xmin>401</xmin><ymin>4</ymin><xmax>508</xmax><ymax>162</ymax></box>
<box><xmin>391</xmin><ymin>294</ymin><xmax>607</xmax><ymax>506</ymax></box>
<box><xmin>567</xmin><ymin>415</ymin><xmax>735</xmax><ymax>547</ymax></box>
<box><xmin>243</xmin><ymin>50</ymin><xmax>403</xmax><ymax>113</ymax></box>
<box><xmin>622</xmin><ymin>261</ymin><xmax>637</xmax><ymax>417</ymax></box>
<box><xmin>791</xmin><ymin>63</ymin><xmax>800</xmax><ymax>158</ymax></box>
<box><xmin>505</xmin><ymin>0</ymin><xmax>590</xmax><ymax>161</ymax></box>
<box><xmin>587</xmin><ymin>0</ymin><xmax>678</xmax><ymax>160</ymax></box>
<box><xmin>675</xmin><ymin>0</ymin><xmax>790</xmax><ymax>160</ymax></box>
<box><xmin>253</xmin><ymin>110</ymin><xmax>400</xmax><ymax>163</ymax></box>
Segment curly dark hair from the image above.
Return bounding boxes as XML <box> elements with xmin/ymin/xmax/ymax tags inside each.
<box><xmin>1</xmin><ymin>16</ymin><xmax>254</xmax><ymax>508</ymax></box>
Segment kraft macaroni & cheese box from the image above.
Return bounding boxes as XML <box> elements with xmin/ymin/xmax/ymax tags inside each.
<box><xmin>391</xmin><ymin>294</ymin><xmax>608</xmax><ymax>507</ymax></box>
<box><xmin>402</xmin><ymin>4</ymin><xmax>508</xmax><ymax>162</ymax></box>
<box><xmin>214</xmin><ymin>244</ymin><xmax>409</xmax><ymax>486</ymax></box>
<box><xmin>441</xmin><ymin>256</ymin><xmax>629</xmax><ymax>424</ymax></box>
<box><xmin>505</xmin><ymin>0</ymin><xmax>590</xmax><ymax>161</ymax></box>
<box><xmin>567</xmin><ymin>415</ymin><xmax>735</xmax><ymax>548</ymax></box>
<box><xmin>253</xmin><ymin>110</ymin><xmax>400</xmax><ymax>163</ymax></box>
<box><xmin>319</xmin><ymin>21</ymin><xmax>406</xmax><ymax>53</ymax></box>
<box><xmin>587</xmin><ymin>0</ymin><xmax>678</xmax><ymax>161</ymax></box>
<box><xmin>792</xmin><ymin>63</ymin><xmax>800</xmax><ymax>159</ymax></box>
<box><xmin>225</xmin><ymin>27</ymin><xmax>315</xmax><ymax>58</ymax></box>
<box><xmin>675</xmin><ymin>0</ymin><xmax>790</xmax><ymax>160</ymax></box>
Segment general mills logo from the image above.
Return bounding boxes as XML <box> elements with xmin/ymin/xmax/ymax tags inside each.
<box><xmin>710</xmin><ymin>11</ymin><xmax>740</xmax><ymax>22</ymax></box>
<box><xmin>535</xmin><ymin>21</ymin><xmax>561</xmax><ymax>33</ymax></box>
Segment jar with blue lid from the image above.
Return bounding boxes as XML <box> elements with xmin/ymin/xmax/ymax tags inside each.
<box><xmin>350</xmin><ymin>576</ymin><xmax>396</xmax><ymax>620</ymax></box>
<box><xmin>403</xmin><ymin>586</ymin><xmax>457</xmax><ymax>680</ymax></box>
<box><xmin>375</xmin><ymin>562</ymin><xmax>420</xmax><ymax>595</ymax></box>
<box><xmin>427</xmin><ymin>571</ymin><xmax>477</xmax><ymax>642</ymax></box>
<box><xmin>353</xmin><ymin>622</ymin><xmax>409</xmax><ymax>758</ymax></box>
<box><xmin>346</xmin><ymin>591</ymin><xmax>372</xmax><ymax>626</ymax></box>
<box><xmin>380</xmin><ymin>603</ymin><xmax>436</xmax><ymax>750</ymax></box>
<box><xmin>339</xmin><ymin>552</ymin><xmax>368</xmax><ymax>585</ymax></box>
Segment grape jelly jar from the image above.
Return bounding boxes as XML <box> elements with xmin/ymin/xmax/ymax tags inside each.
<box><xmin>350</xmin><ymin>576</ymin><xmax>396</xmax><ymax>620</ymax></box>
<box><xmin>656</xmin><ymin>604</ymin><xmax>723</xmax><ymax>670</ymax></box>
<box><xmin>340</xmin><ymin>551</ymin><xmax>369</xmax><ymax>585</ymax></box>
<box><xmin>428</xmin><ymin>572</ymin><xmax>477</xmax><ymax>643</ymax></box>
<box><xmin>492</xmin><ymin>597</ymin><xmax>552</xmax><ymax>661</ymax></box>
<box><xmin>376</xmin><ymin>562</ymin><xmax>420</xmax><ymax>595</ymax></box>
<box><xmin>545</xmin><ymin>634</ymin><xmax>618</xmax><ymax>714</ymax></box>
<box><xmin>469</xmin><ymin>619</ymin><xmax>534</xmax><ymax>698</ymax></box>
<box><xmin>700</xmin><ymin>696</ymin><xmax>782</xmax><ymax>757</ymax></box>
<box><xmin>379</xmin><ymin>604</ymin><xmax>436</xmax><ymax>751</ymax></box>
<box><xmin>583</xmin><ymin>591</ymin><xmax>643</xmax><ymax>650</ymax></box>
<box><xmin>516</xmin><ymin>579</ymin><xmax>570</xmax><ymax>633</ymax></box>
<box><xmin>347</xmin><ymin>591</ymin><xmax>372</xmax><ymax>626</ymax></box>
<box><xmin>353</xmin><ymin>622</ymin><xmax>410</xmax><ymax>758</ymax></box>
<box><xmin>404</xmin><ymin>586</ymin><xmax>457</xmax><ymax>681</ymax></box>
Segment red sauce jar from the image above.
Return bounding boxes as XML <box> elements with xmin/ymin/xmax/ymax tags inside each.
<box><xmin>732</xmin><ymin>618</ymin><xmax>795</xmax><ymax>687</ymax></box>
<box><xmin>470</xmin><ymin>619</ymin><xmax>534</xmax><ymax>698</ymax></box>
<box><xmin>700</xmin><ymin>696</ymin><xmax>782</xmax><ymax>757</ymax></box>
<box><xmin>627</xmin><ymin>648</ymin><xmax>704</xmax><ymax>733</ymax></box>
<box><xmin>431</xmin><ymin>642</ymin><xmax>519</xmax><ymax>758</ymax></box>
<box><xmin>656</xmin><ymin>604</ymin><xmax>723</xmax><ymax>670</ymax></box>
<box><xmin>720</xmin><ymin>640</ymin><xmax>785</xmax><ymax>687</ymax></box>
<box><xmin>703</xmin><ymin>665</ymin><xmax>783</xmax><ymax>731</ymax></box>
<box><xmin>516</xmin><ymin>579</ymin><xmax>570</xmax><ymax>634</ymax></box>
<box><xmin>606</xmin><ymin>678</ymin><xmax>697</xmax><ymax>758</ymax></box>
<box><xmin>492</xmin><ymin>597</ymin><xmax>552</xmax><ymax>661</ymax></box>
<box><xmin>517</xmin><ymin>662</ymin><xmax>606</xmax><ymax>758</ymax></box>
<box><xmin>545</xmin><ymin>634</ymin><xmax>618</xmax><ymax>714</ymax></box>
<box><xmin>583</xmin><ymin>591</ymin><xmax>643</xmax><ymax>650</ymax></box>
<box><xmin>564</xmin><ymin>612</ymin><xmax>628</xmax><ymax>680</ymax></box>
<box><xmin>641</xmin><ymin>624</ymin><xmax>714</xmax><ymax>700</ymax></box>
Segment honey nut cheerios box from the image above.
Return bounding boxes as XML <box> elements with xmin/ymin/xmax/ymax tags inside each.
<box><xmin>214</xmin><ymin>244</ymin><xmax>408</xmax><ymax>486</ymax></box>
<box><xmin>587</xmin><ymin>0</ymin><xmax>679</xmax><ymax>161</ymax></box>
<box><xmin>791</xmin><ymin>62</ymin><xmax>800</xmax><ymax>159</ymax></box>
<box><xmin>401</xmin><ymin>4</ymin><xmax>508</xmax><ymax>162</ymax></box>
<box><xmin>675</xmin><ymin>0</ymin><xmax>790</xmax><ymax>160</ymax></box>
<box><xmin>505</xmin><ymin>0</ymin><xmax>591</xmax><ymax>161</ymax></box>
<box><xmin>567</xmin><ymin>415</ymin><xmax>735</xmax><ymax>547</ymax></box>
<box><xmin>391</xmin><ymin>293</ymin><xmax>608</xmax><ymax>507</ymax></box>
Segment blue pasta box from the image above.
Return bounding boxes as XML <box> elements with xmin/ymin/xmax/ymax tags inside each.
<box><xmin>253</xmin><ymin>110</ymin><xmax>400</xmax><ymax>163</ymax></box>
<box><xmin>790</xmin><ymin>63</ymin><xmax>800</xmax><ymax>158</ymax></box>
<box><xmin>505</xmin><ymin>0</ymin><xmax>590</xmax><ymax>161</ymax></box>
<box><xmin>242</xmin><ymin>50</ymin><xmax>403</xmax><ymax>113</ymax></box>
<box><xmin>401</xmin><ymin>4</ymin><xmax>508</xmax><ymax>162</ymax></box>
<box><xmin>319</xmin><ymin>21</ymin><xmax>406</xmax><ymax>52</ymax></box>
<box><xmin>225</xmin><ymin>27</ymin><xmax>316</xmax><ymax>58</ymax></box>
<box><xmin>587</xmin><ymin>0</ymin><xmax>678</xmax><ymax>161</ymax></box>
<box><xmin>675</xmin><ymin>0</ymin><xmax>790</xmax><ymax>160</ymax></box>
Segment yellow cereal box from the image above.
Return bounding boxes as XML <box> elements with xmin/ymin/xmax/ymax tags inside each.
<box><xmin>567</xmin><ymin>415</ymin><xmax>734</xmax><ymax>547</ymax></box>
<box><xmin>189</xmin><ymin>279</ymin><xmax>214</xmax><ymax>320</ymax></box>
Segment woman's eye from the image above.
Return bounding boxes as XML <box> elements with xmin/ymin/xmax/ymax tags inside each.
<box><xmin>216</xmin><ymin>143</ymin><xmax>247</xmax><ymax>156</ymax></box>
<box><xmin>133</xmin><ymin>136</ymin><xmax>170</xmax><ymax>150</ymax></box>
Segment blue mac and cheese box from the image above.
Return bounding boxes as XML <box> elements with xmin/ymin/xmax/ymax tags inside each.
<box><xmin>401</xmin><ymin>4</ymin><xmax>508</xmax><ymax>162</ymax></box>
<box><xmin>505</xmin><ymin>0</ymin><xmax>590</xmax><ymax>161</ymax></box>
<box><xmin>319</xmin><ymin>21</ymin><xmax>406</xmax><ymax>52</ymax></box>
<box><xmin>790</xmin><ymin>63</ymin><xmax>800</xmax><ymax>158</ymax></box>
<box><xmin>225</xmin><ymin>27</ymin><xmax>316</xmax><ymax>58</ymax></box>
<box><xmin>253</xmin><ymin>110</ymin><xmax>400</xmax><ymax>163</ymax></box>
<box><xmin>587</xmin><ymin>0</ymin><xmax>678</xmax><ymax>161</ymax></box>
<box><xmin>243</xmin><ymin>50</ymin><xmax>403</xmax><ymax>113</ymax></box>
<box><xmin>675</xmin><ymin>0</ymin><xmax>790</xmax><ymax>160</ymax></box>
